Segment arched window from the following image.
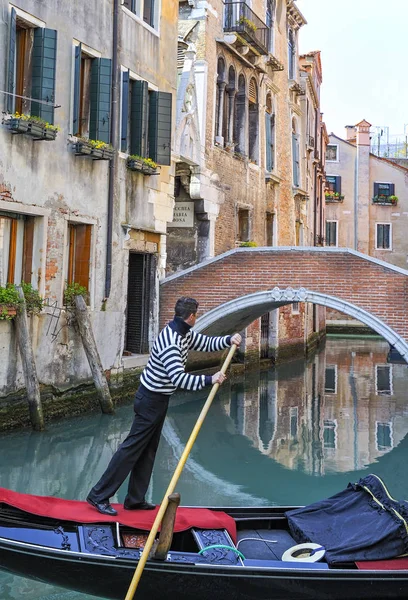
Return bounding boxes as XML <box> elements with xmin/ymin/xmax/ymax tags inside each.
<box><xmin>215</xmin><ymin>57</ymin><xmax>226</xmax><ymax>144</ymax></box>
<box><xmin>248</xmin><ymin>77</ymin><xmax>259</xmax><ymax>163</ymax></box>
<box><xmin>234</xmin><ymin>74</ymin><xmax>246</xmax><ymax>155</ymax></box>
<box><xmin>266</xmin><ymin>0</ymin><xmax>276</xmax><ymax>54</ymax></box>
<box><xmin>226</xmin><ymin>65</ymin><xmax>236</xmax><ymax>147</ymax></box>
<box><xmin>292</xmin><ymin>118</ymin><xmax>300</xmax><ymax>186</ymax></box>
<box><xmin>265</xmin><ymin>93</ymin><xmax>275</xmax><ymax>171</ymax></box>
<box><xmin>288</xmin><ymin>29</ymin><xmax>296</xmax><ymax>80</ymax></box>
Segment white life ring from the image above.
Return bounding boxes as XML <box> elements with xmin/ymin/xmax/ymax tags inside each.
<box><xmin>282</xmin><ymin>543</ymin><xmax>326</xmax><ymax>563</ymax></box>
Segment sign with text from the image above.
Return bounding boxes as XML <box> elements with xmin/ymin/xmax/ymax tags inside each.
<box><xmin>169</xmin><ymin>202</ymin><xmax>194</xmax><ymax>228</ymax></box>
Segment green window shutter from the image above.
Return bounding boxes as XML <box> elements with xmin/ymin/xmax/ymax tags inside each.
<box><xmin>31</xmin><ymin>28</ymin><xmax>58</xmax><ymax>124</ymax></box>
<box><xmin>148</xmin><ymin>91</ymin><xmax>172</xmax><ymax>165</ymax></box>
<box><xmin>265</xmin><ymin>112</ymin><xmax>272</xmax><ymax>172</ymax></box>
<box><xmin>121</xmin><ymin>70</ymin><xmax>130</xmax><ymax>152</ymax></box>
<box><xmin>389</xmin><ymin>183</ymin><xmax>395</xmax><ymax>196</ymax></box>
<box><xmin>335</xmin><ymin>176</ymin><xmax>341</xmax><ymax>194</ymax></box>
<box><xmin>130</xmin><ymin>79</ymin><xmax>148</xmax><ymax>157</ymax></box>
<box><xmin>7</xmin><ymin>7</ymin><xmax>16</xmax><ymax>113</ymax></box>
<box><xmin>72</xmin><ymin>43</ymin><xmax>81</xmax><ymax>135</ymax></box>
<box><xmin>89</xmin><ymin>58</ymin><xmax>112</xmax><ymax>143</ymax></box>
<box><xmin>374</xmin><ymin>182</ymin><xmax>380</xmax><ymax>197</ymax></box>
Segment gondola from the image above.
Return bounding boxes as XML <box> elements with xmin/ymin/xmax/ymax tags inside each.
<box><xmin>1</xmin><ymin>483</ymin><xmax>408</xmax><ymax>600</ymax></box>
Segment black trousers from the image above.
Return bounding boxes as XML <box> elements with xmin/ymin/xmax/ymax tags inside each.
<box><xmin>89</xmin><ymin>387</ymin><xmax>169</xmax><ymax>505</ymax></box>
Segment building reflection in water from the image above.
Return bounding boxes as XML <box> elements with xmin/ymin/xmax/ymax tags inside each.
<box><xmin>221</xmin><ymin>338</ymin><xmax>408</xmax><ymax>476</ymax></box>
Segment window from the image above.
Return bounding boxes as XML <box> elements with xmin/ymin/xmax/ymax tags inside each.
<box><xmin>7</xmin><ymin>8</ymin><xmax>57</xmax><ymax>124</ymax></box>
<box><xmin>0</xmin><ymin>213</ymin><xmax>35</xmax><ymax>286</ymax></box>
<box><xmin>326</xmin><ymin>144</ymin><xmax>338</xmax><ymax>162</ymax></box>
<box><xmin>248</xmin><ymin>78</ymin><xmax>259</xmax><ymax>163</ymax></box>
<box><xmin>214</xmin><ymin>57</ymin><xmax>226</xmax><ymax>145</ymax></box>
<box><xmin>373</xmin><ymin>182</ymin><xmax>395</xmax><ymax>200</ymax></box>
<box><xmin>325</xmin><ymin>366</ymin><xmax>337</xmax><ymax>393</ymax></box>
<box><xmin>292</xmin><ymin>118</ymin><xmax>300</xmax><ymax>186</ymax></box>
<box><xmin>326</xmin><ymin>175</ymin><xmax>341</xmax><ymax>194</ymax></box>
<box><xmin>292</xmin><ymin>302</ymin><xmax>299</xmax><ymax>314</ymax></box>
<box><xmin>266</xmin><ymin>212</ymin><xmax>274</xmax><ymax>246</ymax></box>
<box><xmin>295</xmin><ymin>220</ymin><xmax>303</xmax><ymax>246</ymax></box>
<box><xmin>123</xmin><ymin>0</ymin><xmax>158</xmax><ymax>29</ymax></box>
<box><xmin>225</xmin><ymin>65</ymin><xmax>236</xmax><ymax>147</ymax></box>
<box><xmin>376</xmin><ymin>223</ymin><xmax>391</xmax><ymax>250</ymax></box>
<box><xmin>121</xmin><ymin>71</ymin><xmax>172</xmax><ymax>165</ymax></box>
<box><xmin>290</xmin><ymin>407</ymin><xmax>298</xmax><ymax>438</ymax></box>
<box><xmin>325</xmin><ymin>221</ymin><xmax>338</xmax><ymax>247</ymax></box>
<box><xmin>266</xmin><ymin>0</ymin><xmax>276</xmax><ymax>54</ymax></box>
<box><xmin>72</xmin><ymin>44</ymin><xmax>112</xmax><ymax>142</ymax></box>
<box><xmin>265</xmin><ymin>93</ymin><xmax>275</xmax><ymax>171</ymax></box>
<box><xmin>67</xmin><ymin>223</ymin><xmax>92</xmax><ymax>292</ymax></box>
<box><xmin>323</xmin><ymin>420</ymin><xmax>337</xmax><ymax>449</ymax></box>
<box><xmin>234</xmin><ymin>74</ymin><xmax>246</xmax><ymax>155</ymax></box>
<box><xmin>288</xmin><ymin>29</ymin><xmax>295</xmax><ymax>80</ymax></box>
<box><xmin>237</xmin><ymin>209</ymin><xmax>250</xmax><ymax>242</ymax></box>
<box><xmin>376</xmin><ymin>422</ymin><xmax>393</xmax><ymax>452</ymax></box>
<box><xmin>375</xmin><ymin>365</ymin><xmax>393</xmax><ymax>395</ymax></box>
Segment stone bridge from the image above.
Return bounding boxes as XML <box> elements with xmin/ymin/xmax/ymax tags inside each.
<box><xmin>160</xmin><ymin>247</ymin><xmax>408</xmax><ymax>361</ymax></box>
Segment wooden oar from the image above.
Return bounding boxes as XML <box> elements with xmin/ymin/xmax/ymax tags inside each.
<box><xmin>124</xmin><ymin>343</ymin><xmax>237</xmax><ymax>600</ymax></box>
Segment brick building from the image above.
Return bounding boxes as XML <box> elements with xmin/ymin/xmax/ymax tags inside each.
<box><xmin>168</xmin><ymin>0</ymin><xmax>327</xmax><ymax>361</ymax></box>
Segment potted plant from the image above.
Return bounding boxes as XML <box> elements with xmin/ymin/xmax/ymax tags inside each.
<box><xmin>0</xmin><ymin>284</ymin><xmax>21</xmax><ymax>320</ymax></box>
<box><xmin>388</xmin><ymin>195</ymin><xmax>398</xmax><ymax>205</ymax></box>
<box><xmin>127</xmin><ymin>155</ymin><xmax>160</xmax><ymax>175</ymax></box>
<box><xmin>20</xmin><ymin>282</ymin><xmax>44</xmax><ymax>315</ymax></box>
<box><xmin>239</xmin><ymin>241</ymin><xmax>257</xmax><ymax>247</ymax></box>
<box><xmin>237</xmin><ymin>16</ymin><xmax>257</xmax><ymax>32</ymax></box>
<box><xmin>63</xmin><ymin>282</ymin><xmax>89</xmax><ymax>307</ymax></box>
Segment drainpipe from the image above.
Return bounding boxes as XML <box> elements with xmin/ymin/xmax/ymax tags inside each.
<box><xmin>105</xmin><ymin>0</ymin><xmax>119</xmax><ymax>300</ymax></box>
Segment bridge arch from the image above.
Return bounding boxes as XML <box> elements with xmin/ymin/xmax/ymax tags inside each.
<box><xmin>195</xmin><ymin>288</ymin><xmax>408</xmax><ymax>361</ymax></box>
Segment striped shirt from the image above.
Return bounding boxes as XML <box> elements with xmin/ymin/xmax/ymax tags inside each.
<box><xmin>140</xmin><ymin>317</ymin><xmax>231</xmax><ymax>395</ymax></box>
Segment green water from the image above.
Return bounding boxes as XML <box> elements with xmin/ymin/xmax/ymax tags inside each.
<box><xmin>1</xmin><ymin>337</ymin><xmax>407</xmax><ymax>598</ymax></box>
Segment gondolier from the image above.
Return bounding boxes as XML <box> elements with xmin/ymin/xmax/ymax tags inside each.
<box><xmin>87</xmin><ymin>296</ymin><xmax>241</xmax><ymax>516</ymax></box>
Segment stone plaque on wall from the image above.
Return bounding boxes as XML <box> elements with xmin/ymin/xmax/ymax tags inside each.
<box><xmin>169</xmin><ymin>202</ymin><xmax>194</xmax><ymax>227</ymax></box>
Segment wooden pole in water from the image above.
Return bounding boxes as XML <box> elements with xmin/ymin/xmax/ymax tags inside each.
<box><xmin>74</xmin><ymin>295</ymin><xmax>114</xmax><ymax>414</ymax></box>
<box><xmin>124</xmin><ymin>343</ymin><xmax>237</xmax><ymax>600</ymax></box>
<box><xmin>14</xmin><ymin>286</ymin><xmax>44</xmax><ymax>431</ymax></box>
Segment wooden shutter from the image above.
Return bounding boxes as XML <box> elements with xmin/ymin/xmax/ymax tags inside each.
<box><xmin>31</xmin><ymin>28</ymin><xmax>58</xmax><ymax>124</ymax></box>
<box><xmin>374</xmin><ymin>182</ymin><xmax>379</xmax><ymax>197</ymax></box>
<box><xmin>89</xmin><ymin>58</ymin><xmax>112</xmax><ymax>143</ymax></box>
<box><xmin>121</xmin><ymin>70</ymin><xmax>130</xmax><ymax>152</ymax></box>
<box><xmin>72</xmin><ymin>44</ymin><xmax>81</xmax><ymax>135</ymax></box>
<box><xmin>74</xmin><ymin>224</ymin><xmax>91</xmax><ymax>289</ymax></box>
<box><xmin>249</xmin><ymin>78</ymin><xmax>257</xmax><ymax>104</ymax></box>
<box><xmin>148</xmin><ymin>91</ymin><xmax>172</xmax><ymax>165</ymax></box>
<box><xmin>334</xmin><ymin>176</ymin><xmax>341</xmax><ymax>194</ymax></box>
<box><xmin>22</xmin><ymin>217</ymin><xmax>34</xmax><ymax>284</ymax></box>
<box><xmin>130</xmin><ymin>79</ymin><xmax>148</xmax><ymax>156</ymax></box>
<box><xmin>7</xmin><ymin>7</ymin><xmax>16</xmax><ymax>113</ymax></box>
<box><xmin>389</xmin><ymin>183</ymin><xmax>395</xmax><ymax>196</ymax></box>
<box><xmin>265</xmin><ymin>112</ymin><xmax>272</xmax><ymax>172</ymax></box>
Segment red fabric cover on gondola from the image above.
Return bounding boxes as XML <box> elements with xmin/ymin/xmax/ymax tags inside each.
<box><xmin>0</xmin><ymin>487</ymin><xmax>236</xmax><ymax>543</ymax></box>
<box><xmin>356</xmin><ymin>559</ymin><xmax>408</xmax><ymax>570</ymax></box>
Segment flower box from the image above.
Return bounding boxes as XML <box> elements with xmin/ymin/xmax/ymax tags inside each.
<box><xmin>3</xmin><ymin>117</ymin><xmax>58</xmax><ymax>141</ymax></box>
<box><xmin>5</xmin><ymin>118</ymin><xmax>31</xmax><ymax>134</ymax></box>
<box><xmin>44</xmin><ymin>128</ymin><xmax>58</xmax><ymax>141</ymax></box>
<box><xmin>73</xmin><ymin>141</ymin><xmax>114</xmax><ymax>160</ymax></box>
<box><xmin>372</xmin><ymin>195</ymin><xmax>398</xmax><ymax>206</ymax></box>
<box><xmin>29</xmin><ymin>122</ymin><xmax>46</xmax><ymax>138</ymax></box>
<box><xmin>325</xmin><ymin>194</ymin><xmax>344</xmax><ymax>203</ymax></box>
<box><xmin>0</xmin><ymin>304</ymin><xmax>18</xmax><ymax>320</ymax></box>
<box><xmin>127</xmin><ymin>157</ymin><xmax>160</xmax><ymax>175</ymax></box>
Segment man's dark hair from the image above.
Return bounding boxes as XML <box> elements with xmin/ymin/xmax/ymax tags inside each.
<box><xmin>174</xmin><ymin>297</ymin><xmax>199</xmax><ymax>320</ymax></box>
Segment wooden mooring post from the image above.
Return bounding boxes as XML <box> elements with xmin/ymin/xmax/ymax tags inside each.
<box><xmin>74</xmin><ymin>295</ymin><xmax>114</xmax><ymax>414</ymax></box>
<box><xmin>14</xmin><ymin>286</ymin><xmax>44</xmax><ymax>431</ymax></box>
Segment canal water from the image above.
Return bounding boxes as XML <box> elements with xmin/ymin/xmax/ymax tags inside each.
<box><xmin>1</xmin><ymin>336</ymin><xmax>408</xmax><ymax>599</ymax></box>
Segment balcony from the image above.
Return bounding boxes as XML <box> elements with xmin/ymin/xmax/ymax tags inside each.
<box><xmin>224</xmin><ymin>1</ymin><xmax>269</xmax><ymax>56</ymax></box>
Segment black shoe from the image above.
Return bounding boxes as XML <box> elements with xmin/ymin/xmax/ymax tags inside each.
<box><xmin>86</xmin><ymin>495</ymin><xmax>118</xmax><ymax>516</ymax></box>
<box><xmin>124</xmin><ymin>500</ymin><xmax>156</xmax><ymax>511</ymax></box>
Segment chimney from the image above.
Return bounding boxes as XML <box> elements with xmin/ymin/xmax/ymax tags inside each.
<box><xmin>355</xmin><ymin>120</ymin><xmax>372</xmax><ymax>254</ymax></box>
<box><xmin>345</xmin><ymin>125</ymin><xmax>356</xmax><ymax>143</ymax></box>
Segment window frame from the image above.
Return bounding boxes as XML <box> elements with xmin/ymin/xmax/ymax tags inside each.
<box><xmin>325</xmin><ymin>220</ymin><xmax>338</xmax><ymax>247</ymax></box>
<box><xmin>323</xmin><ymin>419</ymin><xmax>338</xmax><ymax>450</ymax></box>
<box><xmin>122</xmin><ymin>0</ymin><xmax>161</xmax><ymax>34</ymax></box>
<box><xmin>325</xmin><ymin>365</ymin><xmax>337</xmax><ymax>394</ymax></box>
<box><xmin>375</xmin><ymin>421</ymin><xmax>393</xmax><ymax>452</ymax></box>
<box><xmin>326</xmin><ymin>144</ymin><xmax>339</xmax><ymax>162</ymax></box>
<box><xmin>375</xmin><ymin>222</ymin><xmax>392</xmax><ymax>250</ymax></box>
<box><xmin>237</xmin><ymin>207</ymin><xmax>251</xmax><ymax>243</ymax></box>
<box><xmin>375</xmin><ymin>364</ymin><xmax>393</xmax><ymax>396</ymax></box>
<box><xmin>63</xmin><ymin>216</ymin><xmax>96</xmax><ymax>308</ymax></box>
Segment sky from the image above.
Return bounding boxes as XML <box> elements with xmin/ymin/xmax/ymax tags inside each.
<box><xmin>297</xmin><ymin>0</ymin><xmax>408</xmax><ymax>142</ymax></box>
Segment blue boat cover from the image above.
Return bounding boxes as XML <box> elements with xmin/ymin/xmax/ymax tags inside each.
<box><xmin>286</xmin><ymin>474</ymin><xmax>408</xmax><ymax>565</ymax></box>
